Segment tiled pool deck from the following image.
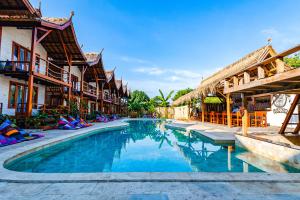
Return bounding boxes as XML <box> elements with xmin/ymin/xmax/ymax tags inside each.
<box><xmin>1</xmin><ymin>119</ymin><xmax>300</xmax><ymax>199</ymax></box>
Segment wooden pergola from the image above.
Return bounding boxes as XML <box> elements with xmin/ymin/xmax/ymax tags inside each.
<box><xmin>172</xmin><ymin>44</ymin><xmax>300</xmax><ymax>133</ymax></box>
<box><xmin>224</xmin><ymin>44</ymin><xmax>300</xmax><ymax>135</ymax></box>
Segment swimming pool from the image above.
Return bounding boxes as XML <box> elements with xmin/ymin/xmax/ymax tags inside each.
<box><xmin>5</xmin><ymin>120</ymin><xmax>300</xmax><ymax>173</ymax></box>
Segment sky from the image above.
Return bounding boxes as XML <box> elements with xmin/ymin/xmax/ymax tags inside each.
<box><xmin>31</xmin><ymin>0</ymin><xmax>300</xmax><ymax>97</ymax></box>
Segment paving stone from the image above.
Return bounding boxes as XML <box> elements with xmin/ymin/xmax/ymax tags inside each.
<box><xmin>42</xmin><ymin>183</ymin><xmax>97</xmax><ymax>195</ymax></box>
<box><xmin>0</xmin><ymin>183</ymin><xmax>50</xmax><ymax>196</ymax></box>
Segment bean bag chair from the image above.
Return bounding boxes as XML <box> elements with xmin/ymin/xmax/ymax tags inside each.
<box><xmin>67</xmin><ymin>116</ymin><xmax>81</xmax><ymax>127</ymax></box>
<box><xmin>58</xmin><ymin>116</ymin><xmax>79</xmax><ymax>130</ymax></box>
<box><xmin>96</xmin><ymin>114</ymin><xmax>109</xmax><ymax>123</ymax></box>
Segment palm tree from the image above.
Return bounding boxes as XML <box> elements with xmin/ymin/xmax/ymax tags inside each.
<box><xmin>157</xmin><ymin>89</ymin><xmax>174</xmax><ymax>107</ymax></box>
<box><xmin>156</xmin><ymin>89</ymin><xmax>174</xmax><ymax>118</ymax></box>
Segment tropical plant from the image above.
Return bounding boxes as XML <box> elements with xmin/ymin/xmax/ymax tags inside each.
<box><xmin>128</xmin><ymin>90</ymin><xmax>150</xmax><ymax>117</ymax></box>
<box><xmin>156</xmin><ymin>89</ymin><xmax>174</xmax><ymax>107</ymax></box>
<box><xmin>69</xmin><ymin>100</ymin><xmax>80</xmax><ymax>117</ymax></box>
<box><xmin>284</xmin><ymin>53</ymin><xmax>300</xmax><ymax>68</ymax></box>
<box><xmin>172</xmin><ymin>88</ymin><xmax>193</xmax><ymax>101</ymax></box>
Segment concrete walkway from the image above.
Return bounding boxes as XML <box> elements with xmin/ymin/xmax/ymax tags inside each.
<box><xmin>1</xmin><ymin>181</ymin><xmax>300</xmax><ymax>200</ymax></box>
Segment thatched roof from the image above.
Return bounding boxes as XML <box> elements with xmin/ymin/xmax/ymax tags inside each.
<box><xmin>172</xmin><ymin>45</ymin><xmax>276</xmax><ymax>106</ymax></box>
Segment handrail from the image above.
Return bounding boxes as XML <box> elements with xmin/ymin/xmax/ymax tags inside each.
<box><xmin>35</xmin><ymin>55</ymin><xmax>70</xmax><ymax>84</ymax></box>
<box><xmin>0</xmin><ymin>60</ymin><xmax>30</xmax><ymax>71</ymax></box>
<box><xmin>82</xmin><ymin>81</ymin><xmax>97</xmax><ymax>96</ymax></box>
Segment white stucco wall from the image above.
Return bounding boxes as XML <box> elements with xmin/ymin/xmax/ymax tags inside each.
<box><xmin>0</xmin><ymin>27</ymin><xmax>47</xmax><ymax>74</ymax></box>
<box><xmin>267</xmin><ymin>94</ymin><xmax>297</xmax><ymax>127</ymax></box>
<box><xmin>173</xmin><ymin>105</ymin><xmax>189</xmax><ymax>120</ymax></box>
<box><xmin>0</xmin><ymin>27</ymin><xmax>47</xmax><ymax>116</ymax></box>
<box><xmin>63</xmin><ymin>66</ymin><xmax>82</xmax><ymax>82</ymax></box>
<box><xmin>0</xmin><ymin>75</ymin><xmax>45</xmax><ymax>116</ymax></box>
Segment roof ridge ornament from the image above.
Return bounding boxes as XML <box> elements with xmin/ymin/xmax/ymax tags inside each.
<box><xmin>267</xmin><ymin>38</ymin><xmax>272</xmax><ymax>45</ymax></box>
<box><xmin>70</xmin><ymin>11</ymin><xmax>75</xmax><ymax>18</ymax></box>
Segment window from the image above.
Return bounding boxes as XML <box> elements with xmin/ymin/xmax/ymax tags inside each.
<box><xmin>35</xmin><ymin>54</ymin><xmax>40</xmax><ymax>73</ymax></box>
<box><xmin>8</xmin><ymin>81</ymin><xmax>38</xmax><ymax>109</ymax></box>
<box><xmin>12</xmin><ymin>42</ymin><xmax>31</xmax><ymax>71</ymax></box>
<box><xmin>71</xmin><ymin>74</ymin><xmax>79</xmax><ymax>91</ymax></box>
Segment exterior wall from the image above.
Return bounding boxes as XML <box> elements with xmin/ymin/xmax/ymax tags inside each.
<box><xmin>0</xmin><ymin>27</ymin><xmax>47</xmax><ymax>116</ymax></box>
<box><xmin>173</xmin><ymin>105</ymin><xmax>189</xmax><ymax>120</ymax></box>
<box><xmin>63</xmin><ymin>66</ymin><xmax>82</xmax><ymax>82</ymax></box>
<box><xmin>0</xmin><ymin>27</ymin><xmax>47</xmax><ymax>73</ymax></box>
<box><xmin>0</xmin><ymin>75</ymin><xmax>45</xmax><ymax>116</ymax></box>
<box><xmin>156</xmin><ymin>107</ymin><xmax>174</xmax><ymax>119</ymax></box>
<box><xmin>267</xmin><ymin>94</ymin><xmax>297</xmax><ymax>127</ymax></box>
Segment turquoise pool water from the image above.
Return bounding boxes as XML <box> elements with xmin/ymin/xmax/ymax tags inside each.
<box><xmin>5</xmin><ymin>120</ymin><xmax>300</xmax><ymax>173</ymax></box>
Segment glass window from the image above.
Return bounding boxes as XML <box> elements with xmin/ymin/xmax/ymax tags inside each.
<box><xmin>9</xmin><ymin>84</ymin><xmax>16</xmax><ymax>108</ymax></box>
<box><xmin>19</xmin><ymin>48</ymin><xmax>25</xmax><ymax>70</ymax></box>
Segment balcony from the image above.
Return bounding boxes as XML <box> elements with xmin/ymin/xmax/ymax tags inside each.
<box><xmin>0</xmin><ymin>56</ymin><xmax>71</xmax><ymax>87</ymax></box>
<box><xmin>82</xmin><ymin>81</ymin><xmax>97</xmax><ymax>98</ymax></box>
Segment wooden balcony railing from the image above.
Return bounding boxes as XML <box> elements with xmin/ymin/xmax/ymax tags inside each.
<box><xmin>0</xmin><ymin>57</ymin><xmax>70</xmax><ymax>86</ymax></box>
<box><xmin>83</xmin><ymin>81</ymin><xmax>97</xmax><ymax>96</ymax></box>
<box><xmin>0</xmin><ymin>60</ymin><xmax>30</xmax><ymax>72</ymax></box>
<box><xmin>36</xmin><ymin>55</ymin><xmax>70</xmax><ymax>85</ymax></box>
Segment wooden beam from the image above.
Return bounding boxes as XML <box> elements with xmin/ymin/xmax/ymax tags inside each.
<box><xmin>279</xmin><ymin>94</ymin><xmax>300</xmax><ymax>134</ymax></box>
<box><xmin>26</xmin><ymin>26</ymin><xmax>37</xmax><ymax>117</ymax></box>
<box><xmin>224</xmin><ymin>67</ymin><xmax>300</xmax><ymax>94</ymax></box>
<box><xmin>36</xmin><ymin>29</ymin><xmax>52</xmax><ymax>44</ymax></box>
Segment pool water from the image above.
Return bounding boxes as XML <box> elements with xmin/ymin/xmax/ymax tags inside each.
<box><xmin>5</xmin><ymin>120</ymin><xmax>300</xmax><ymax>173</ymax></box>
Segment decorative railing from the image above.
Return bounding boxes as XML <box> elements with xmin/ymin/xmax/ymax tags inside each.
<box><xmin>83</xmin><ymin>81</ymin><xmax>97</xmax><ymax>96</ymax></box>
<box><xmin>36</xmin><ymin>55</ymin><xmax>70</xmax><ymax>84</ymax></box>
<box><xmin>0</xmin><ymin>57</ymin><xmax>70</xmax><ymax>85</ymax></box>
<box><xmin>0</xmin><ymin>60</ymin><xmax>30</xmax><ymax>72</ymax></box>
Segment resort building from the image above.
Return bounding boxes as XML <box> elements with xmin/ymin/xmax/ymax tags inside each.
<box><xmin>0</xmin><ymin>0</ymin><xmax>129</xmax><ymax>119</ymax></box>
<box><xmin>173</xmin><ymin>44</ymin><xmax>300</xmax><ymax>131</ymax></box>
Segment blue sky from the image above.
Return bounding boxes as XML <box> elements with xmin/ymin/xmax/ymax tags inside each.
<box><xmin>31</xmin><ymin>0</ymin><xmax>300</xmax><ymax>97</ymax></box>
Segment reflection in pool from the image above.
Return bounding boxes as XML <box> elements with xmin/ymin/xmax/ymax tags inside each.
<box><xmin>5</xmin><ymin>120</ymin><xmax>300</xmax><ymax>173</ymax></box>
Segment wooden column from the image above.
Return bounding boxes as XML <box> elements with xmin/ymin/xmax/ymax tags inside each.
<box><xmin>276</xmin><ymin>59</ymin><xmax>285</xmax><ymax>73</ymax></box>
<box><xmin>80</xmin><ymin>66</ymin><xmax>85</xmax><ymax>116</ymax></box>
<box><xmin>233</xmin><ymin>76</ymin><xmax>238</xmax><ymax>88</ymax></box>
<box><xmin>26</xmin><ymin>27</ymin><xmax>37</xmax><ymax>117</ymax></box>
<box><xmin>100</xmin><ymin>83</ymin><xmax>104</xmax><ymax>113</ymax></box>
<box><xmin>244</xmin><ymin>72</ymin><xmax>250</xmax><ymax>84</ymax></box>
<box><xmin>257</xmin><ymin>66</ymin><xmax>265</xmax><ymax>79</ymax></box>
<box><xmin>67</xmin><ymin>65</ymin><xmax>71</xmax><ymax>112</ymax></box>
<box><xmin>241</xmin><ymin>93</ymin><xmax>248</xmax><ymax>135</ymax></box>
<box><xmin>201</xmin><ymin>95</ymin><xmax>205</xmax><ymax>123</ymax></box>
<box><xmin>226</xmin><ymin>93</ymin><xmax>232</xmax><ymax>128</ymax></box>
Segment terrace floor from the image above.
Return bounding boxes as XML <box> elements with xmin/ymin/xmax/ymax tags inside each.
<box><xmin>1</xmin><ymin>119</ymin><xmax>300</xmax><ymax>200</ymax></box>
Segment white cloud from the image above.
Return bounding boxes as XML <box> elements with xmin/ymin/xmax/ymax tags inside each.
<box><xmin>134</xmin><ymin>67</ymin><xmax>166</xmax><ymax>75</ymax></box>
<box><xmin>119</xmin><ymin>56</ymin><xmax>150</xmax><ymax>64</ymax></box>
